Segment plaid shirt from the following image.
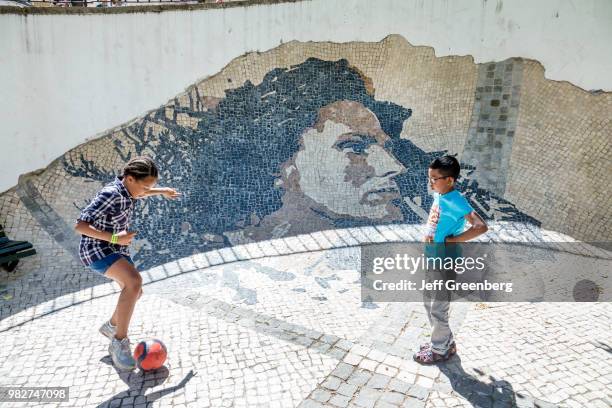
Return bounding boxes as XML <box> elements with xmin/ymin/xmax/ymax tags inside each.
<box><xmin>77</xmin><ymin>177</ymin><xmax>135</xmax><ymax>266</ymax></box>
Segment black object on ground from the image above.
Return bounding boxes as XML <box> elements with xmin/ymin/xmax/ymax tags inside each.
<box><xmin>0</xmin><ymin>224</ymin><xmax>36</xmax><ymax>272</ymax></box>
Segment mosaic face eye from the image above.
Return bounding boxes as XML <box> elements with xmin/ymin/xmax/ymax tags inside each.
<box><xmin>336</xmin><ymin>140</ymin><xmax>367</xmax><ymax>154</ymax></box>
<box><xmin>334</xmin><ymin>134</ymin><xmax>377</xmax><ymax>155</ymax></box>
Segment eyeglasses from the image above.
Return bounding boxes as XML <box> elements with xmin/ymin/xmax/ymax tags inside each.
<box><xmin>429</xmin><ymin>176</ymin><xmax>450</xmax><ymax>184</ymax></box>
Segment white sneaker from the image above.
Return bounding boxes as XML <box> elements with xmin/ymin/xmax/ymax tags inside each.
<box><xmin>99</xmin><ymin>320</ymin><xmax>116</xmax><ymax>340</ymax></box>
<box><xmin>109</xmin><ymin>337</ymin><xmax>136</xmax><ymax>370</ymax></box>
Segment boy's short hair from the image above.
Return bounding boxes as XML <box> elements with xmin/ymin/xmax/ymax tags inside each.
<box><xmin>429</xmin><ymin>155</ymin><xmax>461</xmax><ymax>180</ymax></box>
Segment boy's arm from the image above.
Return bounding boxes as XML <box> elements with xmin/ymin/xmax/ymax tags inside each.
<box><xmin>423</xmin><ymin>204</ymin><xmax>440</xmax><ymax>242</ymax></box>
<box><xmin>446</xmin><ymin>211</ymin><xmax>488</xmax><ymax>243</ymax></box>
<box><xmin>141</xmin><ymin>187</ymin><xmax>181</xmax><ymax>199</ymax></box>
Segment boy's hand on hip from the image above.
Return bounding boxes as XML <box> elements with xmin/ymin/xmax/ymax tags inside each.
<box><xmin>116</xmin><ymin>230</ymin><xmax>137</xmax><ymax>245</ymax></box>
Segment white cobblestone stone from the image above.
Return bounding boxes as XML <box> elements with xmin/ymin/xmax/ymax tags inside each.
<box><xmin>1</xmin><ymin>235</ymin><xmax>609</xmax><ymax>407</ymax></box>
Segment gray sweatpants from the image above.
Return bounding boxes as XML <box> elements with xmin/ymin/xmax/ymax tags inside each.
<box><xmin>422</xmin><ymin>268</ymin><xmax>455</xmax><ymax>354</ymax></box>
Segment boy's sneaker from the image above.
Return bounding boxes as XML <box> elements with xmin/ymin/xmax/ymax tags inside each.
<box><xmin>109</xmin><ymin>337</ymin><xmax>136</xmax><ymax>370</ymax></box>
<box><xmin>413</xmin><ymin>343</ymin><xmax>456</xmax><ymax>365</ymax></box>
<box><xmin>99</xmin><ymin>320</ymin><xmax>116</xmax><ymax>340</ymax></box>
<box><xmin>413</xmin><ymin>348</ymin><xmax>450</xmax><ymax>364</ymax></box>
<box><xmin>419</xmin><ymin>341</ymin><xmax>457</xmax><ymax>355</ymax></box>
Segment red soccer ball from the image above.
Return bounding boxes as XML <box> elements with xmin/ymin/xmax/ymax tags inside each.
<box><xmin>133</xmin><ymin>339</ymin><xmax>167</xmax><ymax>371</ymax></box>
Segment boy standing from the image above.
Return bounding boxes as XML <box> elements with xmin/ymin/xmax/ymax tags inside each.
<box><xmin>413</xmin><ymin>155</ymin><xmax>488</xmax><ymax>364</ymax></box>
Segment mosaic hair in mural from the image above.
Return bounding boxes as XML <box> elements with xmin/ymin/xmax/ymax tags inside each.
<box><xmin>64</xmin><ymin>58</ymin><xmax>539</xmax><ymax>268</ymax></box>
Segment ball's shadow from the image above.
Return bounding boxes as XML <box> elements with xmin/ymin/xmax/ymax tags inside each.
<box><xmin>96</xmin><ymin>356</ymin><xmax>196</xmax><ymax>408</ymax></box>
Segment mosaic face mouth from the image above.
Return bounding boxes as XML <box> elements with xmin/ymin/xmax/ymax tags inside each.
<box><xmin>363</xmin><ymin>187</ymin><xmax>401</xmax><ymax>204</ymax></box>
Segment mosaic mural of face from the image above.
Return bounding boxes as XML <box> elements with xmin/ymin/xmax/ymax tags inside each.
<box><xmin>64</xmin><ymin>58</ymin><xmax>540</xmax><ymax>269</ymax></box>
<box><xmin>282</xmin><ymin>101</ymin><xmax>405</xmax><ymax>221</ymax></box>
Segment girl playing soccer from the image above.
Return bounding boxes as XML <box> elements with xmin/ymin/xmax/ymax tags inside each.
<box><xmin>75</xmin><ymin>156</ymin><xmax>180</xmax><ymax>369</ymax></box>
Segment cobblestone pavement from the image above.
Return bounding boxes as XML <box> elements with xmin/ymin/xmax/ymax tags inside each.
<box><xmin>1</xmin><ymin>224</ymin><xmax>611</xmax><ymax>407</ymax></box>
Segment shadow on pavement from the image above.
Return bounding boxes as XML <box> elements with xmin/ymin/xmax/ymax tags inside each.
<box><xmin>96</xmin><ymin>356</ymin><xmax>196</xmax><ymax>407</ymax></box>
<box><xmin>438</xmin><ymin>354</ymin><xmax>523</xmax><ymax>408</ymax></box>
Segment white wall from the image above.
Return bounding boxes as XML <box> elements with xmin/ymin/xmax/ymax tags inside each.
<box><xmin>1</xmin><ymin>0</ymin><xmax>611</xmax><ymax>192</ymax></box>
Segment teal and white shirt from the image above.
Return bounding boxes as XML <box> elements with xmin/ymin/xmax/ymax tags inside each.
<box><xmin>426</xmin><ymin>189</ymin><xmax>474</xmax><ymax>243</ymax></box>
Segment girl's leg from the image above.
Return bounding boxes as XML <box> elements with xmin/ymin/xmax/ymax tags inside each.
<box><xmin>104</xmin><ymin>258</ymin><xmax>142</xmax><ymax>339</ymax></box>
<box><xmin>109</xmin><ymin>280</ymin><xmax>124</xmax><ymax>327</ymax></box>
<box><xmin>109</xmin><ymin>282</ymin><xmax>142</xmax><ymax>327</ymax></box>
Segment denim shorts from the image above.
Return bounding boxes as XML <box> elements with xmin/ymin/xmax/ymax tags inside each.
<box><xmin>89</xmin><ymin>253</ymin><xmax>134</xmax><ymax>275</ymax></box>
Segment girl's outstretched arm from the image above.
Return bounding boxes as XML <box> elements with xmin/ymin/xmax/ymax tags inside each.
<box><xmin>141</xmin><ymin>187</ymin><xmax>181</xmax><ymax>199</ymax></box>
